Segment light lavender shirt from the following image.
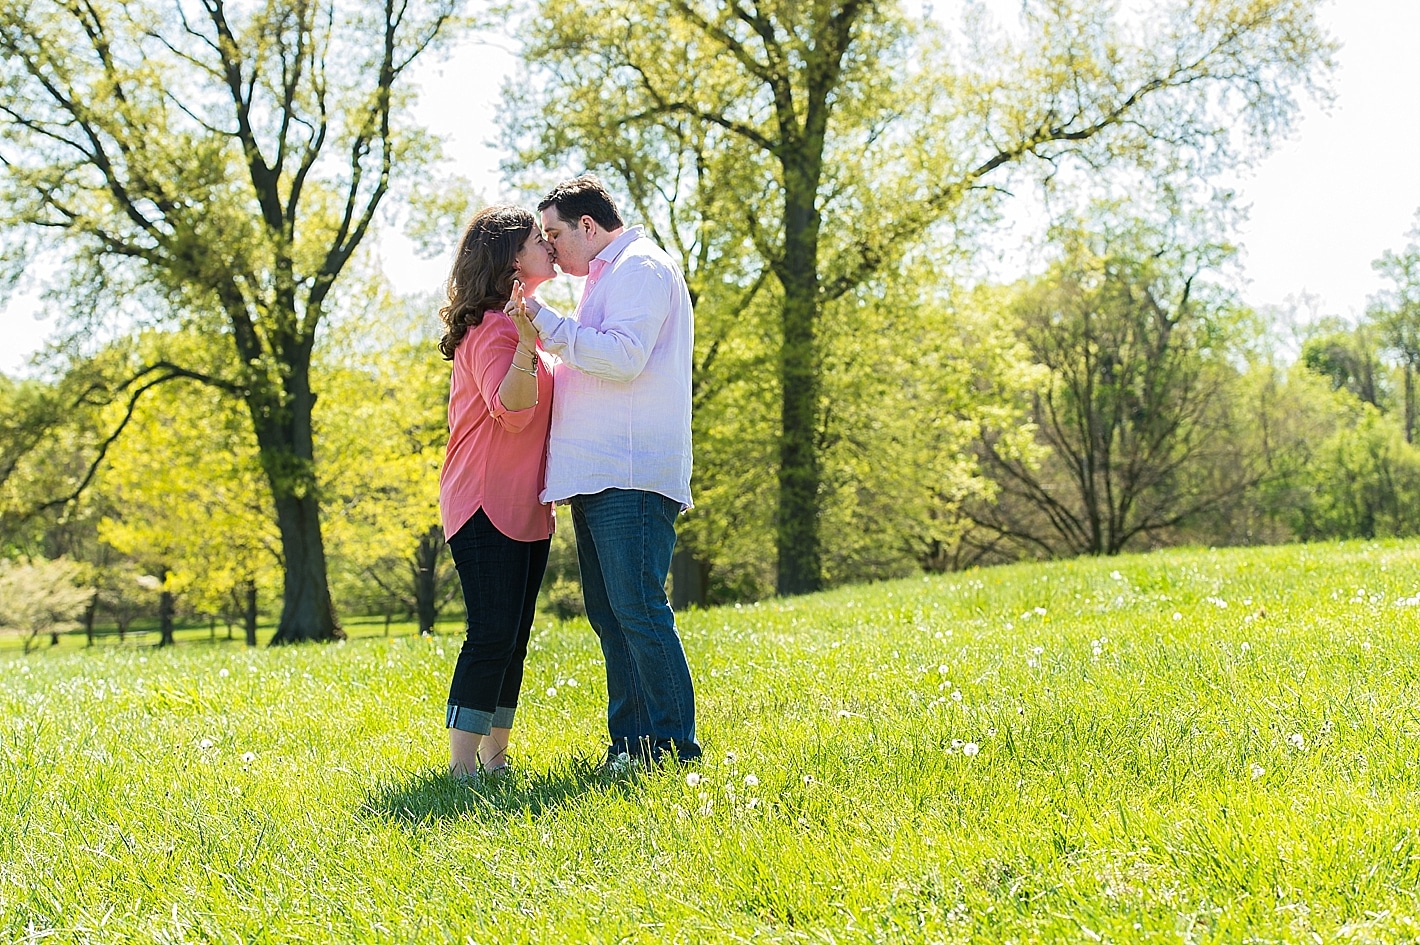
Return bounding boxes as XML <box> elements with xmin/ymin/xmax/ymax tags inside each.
<box><xmin>531</xmin><ymin>226</ymin><xmax>694</xmax><ymax>509</ymax></box>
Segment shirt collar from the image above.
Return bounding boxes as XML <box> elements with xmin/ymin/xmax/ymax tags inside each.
<box><xmin>593</xmin><ymin>225</ymin><xmax>643</xmax><ymax>268</ymax></box>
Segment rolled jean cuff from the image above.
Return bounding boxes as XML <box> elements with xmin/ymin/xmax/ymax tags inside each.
<box><xmin>446</xmin><ymin>703</ymin><xmax>494</xmax><ymax>736</ymax></box>
<box><xmin>491</xmin><ymin>705</ymin><xmax>517</xmax><ymax>729</ymax></box>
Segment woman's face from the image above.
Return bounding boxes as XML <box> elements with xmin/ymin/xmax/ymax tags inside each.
<box><xmin>513</xmin><ymin>228</ymin><xmax>557</xmax><ymax>288</ymax></box>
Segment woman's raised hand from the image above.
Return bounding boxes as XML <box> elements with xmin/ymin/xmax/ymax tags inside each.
<box><xmin>505</xmin><ymin>279</ymin><xmax>538</xmax><ymax>346</ymax></box>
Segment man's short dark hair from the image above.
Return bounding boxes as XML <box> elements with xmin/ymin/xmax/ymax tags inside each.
<box><xmin>538</xmin><ymin>175</ymin><xmax>624</xmax><ymax>231</ymax></box>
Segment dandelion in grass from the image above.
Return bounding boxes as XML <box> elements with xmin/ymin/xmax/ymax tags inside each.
<box><xmin>743</xmin><ymin>774</ymin><xmax>759</xmax><ymax>788</ymax></box>
<box><xmin>546</xmin><ymin>686</ymin><xmax>557</xmax><ymax>697</ymax></box>
<box><xmin>802</xmin><ymin>775</ymin><xmax>815</xmax><ymax>785</ymax></box>
<box><xmin>952</xmin><ymin>690</ymin><xmax>963</xmax><ymax>702</ymax></box>
<box><xmin>938</xmin><ymin>664</ymin><xmax>950</xmax><ymax>675</ymax></box>
<box><xmin>1240</xmin><ymin>642</ymin><xmax>1251</xmax><ymax>653</ymax></box>
<box><xmin>1287</xmin><ymin>733</ymin><xmax>1306</xmax><ymax>751</ymax></box>
<box><xmin>566</xmin><ymin>678</ymin><xmax>578</xmax><ymax>688</ymax></box>
<box><xmin>986</xmin><ymin>727</ymin><xmax>997</xmax><ymax>738</ymax></box>
<box><xmin>951</xmin><ymin>739</ymin><xmax>964</xmax><ymax>750</ymax></box>
<box><xmin>219</xmin><ymin>668</ymin><xmax>229</xmax><ymax>678</ymax></box>
<box><xmin>1251</xmin><ymin>763</ymin><xmax>1266</xmax><ymax>780</ymax></box>
<box><xmin>199</xmin><ymin>738</ymin><xmax>214</xmax><ymax>750</ymax></box>
<box><xmin>435</xmin><ymin>648</ymin><xmax>445</xmax><ymax>657</ymax></box>
<box><xmin>962</xmin><ymin>742</ymin><xmax>980</xmax><ymax>757</ymax></box>
<box><xmin>240</xmin><ymin>752</ymin><xmax>256</xmax><ymax>763</ymax></box>
<box><xmin>685</xmin><ymin>772</ymin><xmax>702</xmax><ymax>787</ymax></box>
<box><xmin>1111</xmin><ymin>570</ymin><xmax>1123</xmax><ymax>581</ymax></box>
<box><xmin>1033</xmin><ymin>646</ymin><xmax>1044</xmax><ymax>655</ymax></box>
<box><xmin>1173</xmin><ymin>612</ymin><xmax>1183</xmax><ymax>621</ymax></box>
<box><xmin>724</xmin><ymin>751</ymin><xmax>738</xmax><ymax>765</ymax></box>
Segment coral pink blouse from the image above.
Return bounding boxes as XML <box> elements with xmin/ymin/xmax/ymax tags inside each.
<box><xmin>439</xmin><ymin>310</ymin><xmax>555</xmax><ymax>542</ymax></box>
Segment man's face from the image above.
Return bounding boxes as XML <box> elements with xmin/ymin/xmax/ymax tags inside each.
<box><xmin>540</xmin><ymin>207</ymin><xmax>595</xmax><ymax>277</ymax></box>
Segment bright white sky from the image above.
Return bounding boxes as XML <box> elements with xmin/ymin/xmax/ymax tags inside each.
<box><xmin>4</xmin><ymin>1</ymin><xmax>1418</xmax><ymax>374</ymax></box>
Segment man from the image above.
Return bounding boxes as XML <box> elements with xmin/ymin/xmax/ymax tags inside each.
<box><xmin>520</xmin><ymin>175</ymin><xmax>700</xmax><ymax>766</ymax></box>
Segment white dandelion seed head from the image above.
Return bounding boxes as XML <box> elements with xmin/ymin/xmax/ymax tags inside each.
<box><xmin>1251</xmin><ymin>763</ymin><xmax>1266</xmax><ymax>779</ymax></box>
<box><xmin>566</xmin><ymin>678</ymin><xmax>578</xmax><ymax>688</ymax></box>
<box><xmin>938</xmin><ymin>664</ymin><xmax>951</xmax><ymax>675</ymax></box>
<box><xmin>724</xmin><ymin>751</ymin><xmax>738</xmax><ymax>765</ymax></box>
<box><xmin>198</xmin><ymin>738</ymin><xmax>214</xmax><ymax>750</ymax></box>
<box><xmin>218</xmin><ymin>668</ymin><xmax>229</xmax><ymax>678</ymax></box>
<box><xmin>1240</xmin><ymin>642</ymin><xmax>1251</xmax><ymax>652</ymax></box>
<box><xmin>1287</xmin><ymin>733</ymin><xmax>1306</xmax><ymax>751</ymax></box>
<box><xmin>743</xmin><ymin>774</ymin><xmax>759</xmax><ymax>787</ymax></box>
<box><xmin>435</xmin><ymin>648</ymin><xmax>445</xmax><ymax>657</ymax></box>
<box><xmin>1173</xmin><ymin>612</ymin><xmax>1183</xmax><ymax>621</ymax></box>
<box><xmin>951</xmin><ymin>690</ymin><xmax>963</xmax><ymax>702</ymax></box>
<box><xmin>1034</xmin><ymin>607</ymin><xmax>1047</xmax><ymax>616</ymax></box>
<box><xmin>240</xmin><ymin>752</ymin><xmax>256</xmax><ymax>763</ymax></box>
<box><xmin>1004</xmin><ymin>622</ymin><xmax>1014</xmax><ymax>631</ymax></box>
<box><xmin>546</xmin><ymin>687</ymin><xmax>557</xmax><ymax>697</ymax></box>
<box><xmin>1027</xmin><ymin>658</ymin><xmax>1039</xmax><ymax>668</ymax></box>
<box><xmin>802</xmin><ymin>775</ymin><xmax>814</xmax><ymax>784</ymax></box>
<box><xmin>962</xmin><ymin>742</ymin><xmax>980</xmax><ymax>757</ymax></box>
<box><xmin>1110</xmin><ymin>570</ymin><xmax>1123</xmax><ymax>581</ymax></box>
<box><xmin>1032</xmin><ymin>646</ymin><xmax>1044</xmax><ymax>655</ymax></box>
<box><xmin>685</xmin><ymin>772</ymin><xmax>702</xmax><ymax>787</ymax></box>
<box><xmin>951</xmin><ymin>739</ymin><xmax>964</xmax><ymax>749</ymax></box>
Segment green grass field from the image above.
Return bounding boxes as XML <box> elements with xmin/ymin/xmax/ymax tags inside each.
<box><xmin>4</xmin><ymin>541</ymin><xmax>1420</xmax><ymax>943</ymax></box>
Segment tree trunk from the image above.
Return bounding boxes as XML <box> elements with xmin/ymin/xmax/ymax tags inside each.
<box><xmin>775</xmin><ymin>166</ymin><xmax>825</xmax><ymax>596</ymax></box>
<box><xmin>1406</xmin><ymin>363</ymin><xmax>1415</xmax><ymax>445</ymax></box>
<box><xmin>247</xmin><ymin>364</ymin><xmax>344</xmax><ymax>645</ymax></box>
<box><xmin>671</xmin><ymin>547</ymin><xmax>708</xmax><ymax>609</ymax></box>
<box><xmin>243</xmin><ymin>579</ymin><xmax>259</xmax><ymax>647</ymax></box>
<box><xmin>158</xmin><ymin>569</ymin><xmax>175</xmax><ymax>648</ymax></box>
<box><xmin>83</xmin><ymin>594</ymin><xmax>97</xmax><ymax>647</ymax></box>
<box><xmin>413</xmin><ymin>525</ymin><xmax>443</xmax><ymax>636</ymax></box>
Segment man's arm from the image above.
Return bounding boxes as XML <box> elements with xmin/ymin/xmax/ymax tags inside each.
<box><xmin>528</xmin><ymin>260</ymin><xmax>672</xmax><ymax>382</ymax></box>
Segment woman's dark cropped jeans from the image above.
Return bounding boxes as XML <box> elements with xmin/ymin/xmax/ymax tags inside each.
<box><xmin>445</xmin><ymin>509</ymin><xmax>550</xmax><ymax>736</ymax></box>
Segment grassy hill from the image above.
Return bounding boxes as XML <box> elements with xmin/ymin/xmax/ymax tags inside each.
<box><xmin>4</xmin><ymin>541</ymin><xmax>1419</xmax><ymax>943</ymax></box>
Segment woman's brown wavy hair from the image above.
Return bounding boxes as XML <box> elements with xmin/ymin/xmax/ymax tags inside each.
<box><xmin>437</xmin><ymin>205</ymin><xmax>537</xmax><ymax>360</ymax></box>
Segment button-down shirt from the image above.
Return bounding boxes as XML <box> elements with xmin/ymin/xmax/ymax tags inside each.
<box><xmin>532</xmin><ymin>226</ymin><xmax>694</xmax><ymax>509</ymax></box>
<box><xmin>439</xmin><ymin>311</ymin><xmax>555</xmax><ymax>542</ymax></box>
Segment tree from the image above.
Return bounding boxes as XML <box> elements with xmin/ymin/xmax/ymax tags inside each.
<box><xmin>0</xmin><ymin>0</ymin><xmax>464</xmax><ymax>640</ymax></box>
<box><xmin>1371</xmin><ymin>211</ymin><xmax>1420</xmax><ymax>443</ymax></box>
<box><xmin>509</xmin><ymin>0</ymin><xmax>1334</xmax><ymax>593</ymax></box>
<box><xmin>1299</xmin><ymin>319</ymin><xmax>1385</xmax><ymax>409</ymax></box>
<box><xmin>317</xmin><ymin>291</ymin><xmax>458</xmax><ymax>636</ymax></box>
<box><xmin>968</xmin><ymin>213</ymin><xmax>1261</xmax><ymax>557</ymax></box>
<box><xmin>0</xmin><ymin>556</ymin><xmax>92</xmax><ymax>654</ymax></box>
<box><xmin>94</xmin><ymin>333</ymin><xmax>279</xmax><ymax>645</ymax></box>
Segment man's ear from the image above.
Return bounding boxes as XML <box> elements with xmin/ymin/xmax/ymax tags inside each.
<box><xmin>581</xmin><ymin>215</ymin><xmax>597</xmax><ymax>236</ymax></box>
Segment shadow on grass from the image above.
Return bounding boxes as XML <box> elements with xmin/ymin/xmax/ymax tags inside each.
<box><xmin>361</xmin><ymin>757</ymin><xmax>643</xmax><ymax>826</ymax></box>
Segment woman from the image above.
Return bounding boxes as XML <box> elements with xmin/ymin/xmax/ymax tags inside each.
<box><xmin>437</xmin><ymin>205</ymin><xmax>556</xmax><ymax>777</ymax></box>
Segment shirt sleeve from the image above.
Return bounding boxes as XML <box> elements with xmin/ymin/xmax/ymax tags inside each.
<box><xmin>464</xmin><ymin>313</ymin><xmax>538</xmax><ymax>433</ymax></box>
<box><xmin>531</xmin><ymin>257</ymin><xmax>672</xmax><ymax>382</ymax></box>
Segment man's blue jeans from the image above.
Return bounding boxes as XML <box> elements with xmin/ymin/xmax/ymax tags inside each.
<box><xmin>570</xmin><ymin>488</ymin><xmax>699</xmax><ymax>759</ymax></box>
